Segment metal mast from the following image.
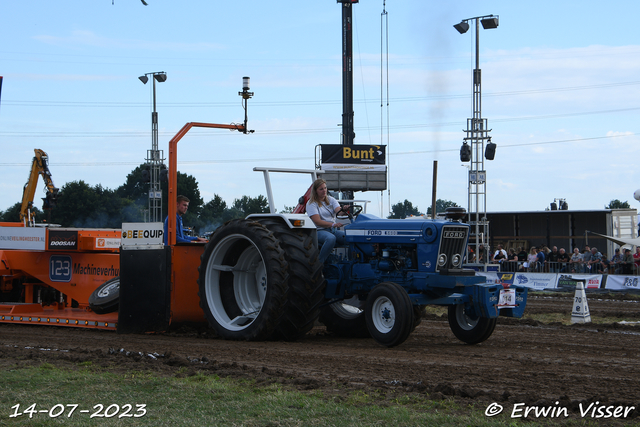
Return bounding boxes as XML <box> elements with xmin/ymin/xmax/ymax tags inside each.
<box><xmin>139</xmin><ymin>71</ymin><xmax>167</xmax><ymax>223</ymax></box>
<box><xmin>338</xmin><ymin>0</ymin><xmax>357</xmax><ymax>147</ymax></box>
<box><xmin>467</xmin><ymin>17</ymin><xmax>489</xmax><ymax>261</ymax></box>
<box><xmin>336</xmin><ymin>0</ymin><xmax>358</xmax><ymax>201</ymax></box>
<box><xmin>454</xmin><ymin>15</ymin><xmax>499</xmax><ymax>262</ymax></box>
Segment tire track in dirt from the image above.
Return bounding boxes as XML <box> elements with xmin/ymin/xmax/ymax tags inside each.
<box><xmin>1</xmin><ymin>295</ymin><xmax>639</xmax><ymax>419</ymax></box>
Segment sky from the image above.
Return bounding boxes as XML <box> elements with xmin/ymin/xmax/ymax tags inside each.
<box><xmin>1</xmin><ymin>0</ymin><xmax>639</xmax><ymax>219</ymax></box>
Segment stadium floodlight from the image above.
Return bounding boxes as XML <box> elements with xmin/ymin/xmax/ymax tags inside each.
<box><xmin>453</xmin><ymin>21</ymin><xmax>469</xmax><ymax>34</ymax></box>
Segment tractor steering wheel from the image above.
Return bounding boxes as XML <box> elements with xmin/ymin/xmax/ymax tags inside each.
<box><xmin>336</xmin><ymin>204</ymin><xmax>363</xmax><ymax>221</ymax></box>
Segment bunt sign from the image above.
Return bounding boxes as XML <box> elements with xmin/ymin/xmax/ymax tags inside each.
<box><xmin>321</xmin><ymin>144</ymin><xmax>386</xmax><ymax>171</ymax></box>
<box><xmin>319</xmin><ymin>144</ymin><xmax>387</xmax><ymax>191</ymax></box>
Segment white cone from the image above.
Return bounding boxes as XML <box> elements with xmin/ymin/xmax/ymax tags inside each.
<box><xmin>571</xmin><ymin>281</ymin><xmax>591</xmax><ymax>324</ymax></box>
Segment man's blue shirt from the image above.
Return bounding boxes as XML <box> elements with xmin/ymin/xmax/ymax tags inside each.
<box><xmin>164</xmin><ymin>214</ymin><xmax>197</xmax><ymax>245</ymax></box>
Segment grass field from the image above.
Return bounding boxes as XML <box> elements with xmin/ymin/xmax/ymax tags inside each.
<box><xmin>0</xmin><ymin>363</ymin><xmax>612</xmax><ymax>427</ymax></box>
<box><xmin>3</xmin><ymin>293</ymin><xmax>636</xmax><ymax>426</ymax></box>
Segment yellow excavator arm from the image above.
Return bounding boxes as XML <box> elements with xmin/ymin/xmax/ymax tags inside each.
<box><xmin>19</xmin><ymin>149</ymin><xmax>59</xmax><ymax>226</ymax></box>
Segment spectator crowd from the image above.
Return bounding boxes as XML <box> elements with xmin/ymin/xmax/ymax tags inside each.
<box><xmin>476</xmin><ymin>244</ymin><xmax>640</xmax><ymax>275</ymax></box>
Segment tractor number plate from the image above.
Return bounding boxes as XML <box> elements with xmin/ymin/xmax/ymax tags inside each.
<box><xmin>497</xmin><ymin>289</ymin><xmax>516</xmax><ymax>309</ymax></box>
<box><xmin>49</xmin><ymin>255</ymin><xmax>72</xmax><ymax>282</ymax></box>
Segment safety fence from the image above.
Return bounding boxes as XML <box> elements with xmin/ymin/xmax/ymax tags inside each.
<box><xmin>473</xmin><ymin>270</ymin><xmax>640</xmax><ymax>292</ymax></box>
<box><xmin>479</xmin><ymin>260</ymin><xmax>638</xmax><ymax>276</ymax></box>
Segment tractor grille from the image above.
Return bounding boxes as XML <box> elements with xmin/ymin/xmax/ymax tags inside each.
<box><xmin>436</xmin><ymin>225</ymin><xmax>468</xmax><ymax>271</ymax></box>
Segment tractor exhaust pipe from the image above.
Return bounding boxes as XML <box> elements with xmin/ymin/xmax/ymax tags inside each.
<box><xmin>431</xmin><ymin>160</ymin><xmax>438</xmax><ymax>219</ymax></box>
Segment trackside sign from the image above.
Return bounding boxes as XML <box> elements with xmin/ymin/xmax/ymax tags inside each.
<box><xmin>0</xmin><ymin>227</ymin><xmax>46</xmax><ymax>250</ymax></box>
<box><xmin>48</xmin><ymin>230</ymin><xmax>78</xmax><ymax>250</ymax></box>
<box><xmin>121</xmin><ymin>222</ymin><xmax>164</xmax><ymax>248</ymax></box>
<box><xmin>321</xmin><ymin>144</ymin><xmax>386</xmax><ymax>171</ymax></box>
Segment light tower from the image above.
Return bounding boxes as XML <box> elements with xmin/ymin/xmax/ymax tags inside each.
<box><xmin>454</xmin><ymin>15</ymin><xmax>499</xmax><ymax>262</ymax></box>
<box><xmin>139</xmin><ymin>71</ymin><xmax>167</xmax><ymax>223</ymax></box>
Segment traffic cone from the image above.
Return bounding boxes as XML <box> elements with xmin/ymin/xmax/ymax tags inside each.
<box><xmin>571</xmin><ymin>281</ymin><xmax>591</xmax><ymax>324</ymax></box>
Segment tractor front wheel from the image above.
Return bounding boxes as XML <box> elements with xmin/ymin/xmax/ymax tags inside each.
<box><xmin>447</xmin><ymin>304</ymin><xmax>497</xmax><ymax>344</ymax></box>
<box><xmin>198</xmin><ymin>219</ymin><xmax>288</xmax><ymax>341</ymax></box>
<box><xmin>365</xmin><ymin>282</ymin><xmax>414</xmax><ymax>347</ymax></box>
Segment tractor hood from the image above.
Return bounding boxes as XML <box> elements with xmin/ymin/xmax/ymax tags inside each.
<box><xmin>344</xmin><ymin>213</ymin><xmax>448</xmax><ymax>244</ymax></box>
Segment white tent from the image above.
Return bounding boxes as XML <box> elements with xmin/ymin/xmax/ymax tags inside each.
<box><xmin>587</xmin><ymin>231</ymin><xmax>640</xmax><ymax>248</ymax></box>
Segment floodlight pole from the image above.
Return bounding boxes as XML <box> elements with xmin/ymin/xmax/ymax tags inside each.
<box><xmin>454</xmin><ymin>15</ymin><xmax>498</xmax><ymax>264</ymax></box>
<box><xmin>139</xmin><ymin>71</ymin><xmax>167</xmax><ymax>223</ymax></box>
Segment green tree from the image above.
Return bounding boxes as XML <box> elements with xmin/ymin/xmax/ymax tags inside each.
<box><xmin>50</xmin><ymin>181</ymin><xmax>138</xmax><ymax>227</ymax></box>
<box><xmin>232</xmin><ymin>195</ymin><xmax>269</xmax><ymax>216</ymax></box>
<box><xmin>605</xmin><ymin>199</ymin><xmax>630</xmax><ymax>209</ymax></box>
<box><xmin>221</xmin><ymin>207</ymin><xmax>244</xmax><ymax>222</ymax></box>
<box><xmin>162</xmin><ymin>171</ymin><xmax>204</xmax><ymax>228</ymax></box>
<box><xmin>117</xmin><ymin>164</ymin><xmax>203</xmax><ymax>226</ymax></box>
<box><xmin>426</xmin><ymin>199</ymin><xmax>460</xmax><ymax>216</ymax></box>
<box><xmin>116</xmin><ymin>164</ymin><xmax>149</xmax><ymax>205</ymax></box>
<box><xmin>0</xmin><ymin>202</ymin><xmax>42</xmax><ymax>223</ymax></box>
<box><xmin>198</xmin><ymin>194</ymin><xmax>228</xmax><ymax>234</ymax></box>
<box><xmin>93</xmin><ymin>184</ymin><xmax>140</xmax><ymax>228</ymax></box>
<box><xmin>200</xmin><ymin>194</ymin><xmax>227</xmax><ymax>220</ymax></box>
<box><xmin>388</xmin><ymin>200</ymin><xmax>421</xmax><ymax>219</ymax></box>
<box><xmin>50</xmin><ymin>180</ymin><xmax>101</xmax><ymax>227</ymax></box>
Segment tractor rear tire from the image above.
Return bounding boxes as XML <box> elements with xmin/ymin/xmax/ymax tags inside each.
<box><xmin>88</xmin><ymin>277</ymin><xmax>120</xmax><ymax>314</ymax></box>
<box><xmin>319</xmin><ymin>296</ymin><xmax>370</xmax><ymax>338</ymax></box>
<box><xmin>365</xmin><ymin>282</ymin><xmax>414</xmax><ymax>347</ymax></box>
<box><xmin>256</xmin><ymin>219</ymin><xmax>324</xmax><ymax>341</ymax></box>
<box><xmin>198</xmin><ymin>219</ymin><xmax>289</xmax><ymax>341</ymax></box>
<box><xmin>447</xmin><ymin>304</ymin><xmax>497</xmax><ymax>344</ymax></box>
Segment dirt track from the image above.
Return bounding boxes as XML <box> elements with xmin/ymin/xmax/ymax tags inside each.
<box><xmin>2</xmin><ymin>295</ymin><xmax>640</xmax><ymax>420</ymax></box>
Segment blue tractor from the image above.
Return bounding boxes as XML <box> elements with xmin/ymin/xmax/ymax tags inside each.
<box><xmin>197</xmin><ymin>170</ymin><xmax>528</xmax><ymax>347</ymax></box>
<box><xmin>316</xmin><ymin>208</ymin><xmax>528</xmax><ymax>347</ymax></box>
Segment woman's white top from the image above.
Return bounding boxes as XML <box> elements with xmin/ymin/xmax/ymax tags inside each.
<box><xmin>306</xmin><ymin>196</ymin><xmax>339</xmax><ymax>230</ymax></box>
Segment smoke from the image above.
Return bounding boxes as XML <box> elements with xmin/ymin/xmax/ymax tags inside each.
<box><xmin>422</xmin><ymin>7</ymin><xmax>456</xmax><ymax>160</ymax></box>
<box><xmin>198</xmin><ymin>221</ymin><xmax>223</xmax><ymax>238</ymax></box>
<box><xmin>72</xmin><ymin>212</ymin><xmax>120</xmax><ymax>229</ymax></box>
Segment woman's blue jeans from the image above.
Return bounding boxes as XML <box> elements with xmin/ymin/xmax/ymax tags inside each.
<box><xmin>317</xmin><ymin>228</ymin><xmax>345</xmax><ymax>263</ymax></box>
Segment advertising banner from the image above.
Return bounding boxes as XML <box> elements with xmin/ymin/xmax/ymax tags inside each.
<box><xmin>513</xmin><ymin>272</ymin><xmax>557</xmax><ymax>290</ymax></box>
<box><xmin>557</xmin><ymin>274</ymin><xmax>603</xmax><ymax>289</ymax></box>
<box><xmin>0</xmin><ymin>227</ymin><xmax>46</xmax><ymax>250</ymax></box>
<box><xmin>497</xmin><ymin>272</ymin><xmax>516</xmax><ymax>286</ymax></box>
<box><xmin>476</xmin><ymin>272</ymin><xmax>500</xmax><ymax>284</ymax></box>
<box><xmin>477</xmin><ymin>272</ymin><xmax>520</xmax><ymax>286</ymax></box>
<box><xmin>605</xmin><ymin>275</ymin><xmax>640</xmax><ymax>291</ymax></box>
<box><xmin>121</xmin><ymin>222</ymin><xmax>164</xmax><ymax>248</ymax></box>
<box><xmin>96</xmin><ymin>237</ymin><xmax>121</xmax><ymax>249</ymax></box>
<box><xmin>47</xmin><ymin>229</ymin><xmax>78</xmax><ymax>250</ymax></box>
<box><xmin>321</xmin><ymin>144</ymin><xmax>386</xmax><ymax>171</ymax></box>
